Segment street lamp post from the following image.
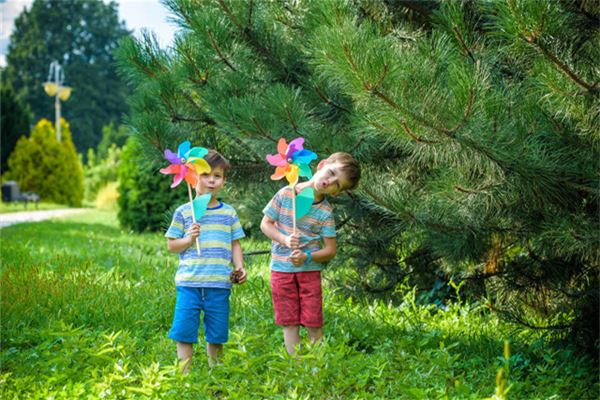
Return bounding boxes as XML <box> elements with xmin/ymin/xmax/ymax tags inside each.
<box><xmin>43</xmin><ymin>61</ymin><xmax>72</xmax><ymax>142</ymax></box>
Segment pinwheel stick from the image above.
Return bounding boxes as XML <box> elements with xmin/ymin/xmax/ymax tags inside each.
<box><xmin>291</xmin><ymin>184</ymin><xmax>297</xmax><ymax>234</ymax></box>
<box><xmin>187</xmin><ymin>182</ymin><xmax>202</xmax><ymax>254</ymax></box>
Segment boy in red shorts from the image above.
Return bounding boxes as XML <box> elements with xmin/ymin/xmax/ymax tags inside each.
<box><xmin>260</xmin><ymin>152</ymin><xmax>361</xmax><ymax>355</ymax></box>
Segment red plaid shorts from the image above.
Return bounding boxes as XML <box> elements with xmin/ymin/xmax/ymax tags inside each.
<box><xmin>270</xmin><ymin>270</ymin><xmax>323</xmax><ymax>327</ymax></box>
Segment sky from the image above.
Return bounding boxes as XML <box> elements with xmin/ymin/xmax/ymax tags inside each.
<box><xmin>0</xmin><ymin>0</ymin><xmax>177</xmax><ymax>67</ymax></box>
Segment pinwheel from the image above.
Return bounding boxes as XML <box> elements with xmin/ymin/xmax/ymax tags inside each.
<box><xmin>266</xmin><ymin>137</ymin><xmax>317</xmax><ymax>232</ymax></box>
<box><xmin>160</xmin><ymin>140</ymin><xmax>212</xmax><ymax>254</ymax></box>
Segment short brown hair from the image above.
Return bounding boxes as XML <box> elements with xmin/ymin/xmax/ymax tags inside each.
<box><xmin>326</xmin><ymin>152</ymin><xmax>361</xmax><ymax>191</ymax></box>
<box><xmin>205</xmin><ymin>149</ymin><xmax>230</xmax><ymax>174</ymax></box>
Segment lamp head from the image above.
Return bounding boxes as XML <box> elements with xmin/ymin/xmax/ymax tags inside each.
<box><xmin>43</xmin><ymin>82</ymin><xmax>58</xmax><ymax>96</ymax></box>
<box><xmin>59</xmin><ymin>86</ymin><xmax>72</xmax><ymax>101</ymax></box>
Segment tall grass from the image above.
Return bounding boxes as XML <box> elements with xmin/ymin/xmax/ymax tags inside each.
<box><xmin>1</xmin><ymin>211</ymin><xmax>596</xmax><ymax>399</ymax></box>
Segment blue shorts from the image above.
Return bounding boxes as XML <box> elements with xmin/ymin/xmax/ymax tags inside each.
<box><xmin>168</xmin><ymin>287</ymin><xmax>231</xmax><ymax>344</ymax></box>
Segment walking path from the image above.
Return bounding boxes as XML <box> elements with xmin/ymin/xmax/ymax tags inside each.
<box><xmin>0</xmin><ymin>208</ymin><xmax>88</xmax><ymax>229</ymax></box>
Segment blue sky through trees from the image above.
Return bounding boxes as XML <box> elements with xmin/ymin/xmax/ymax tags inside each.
<box><xmin>0</xmin><ymin>0</ymin><xmax>176</xmax><ymax>67</ymax></box>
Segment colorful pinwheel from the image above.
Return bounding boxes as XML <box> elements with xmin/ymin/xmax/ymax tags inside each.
<box><xmin>160</xmin><ymin>140</ymin><xmax>212</xmax><ymax>255</ymax></box>
<box><xmin>267</xmin><ymin>137</ymin><xmax>317</xmax><ymax>187</ymax></box>
<box><xmin>159</xmin><ymin>141</ymin><xmax>211</xmax><ymax>188</ymax></box>
<box><xmin>266</xmin><ymin>137</ymin><xmax>317</xmax><ymax>232</ymax></box>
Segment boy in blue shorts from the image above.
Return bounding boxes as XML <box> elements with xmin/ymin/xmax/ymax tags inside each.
<box><xmin>165</xmin><ymin>150</ymin><xmax>246</xmax><ymax>373</ymax></box>
<box><xmin>260</xmin><ymin>152</ymin><xmax>361</xmax><ymax>355</ymax></box>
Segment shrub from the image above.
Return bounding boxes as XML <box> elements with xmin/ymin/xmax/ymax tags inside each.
<box><xmin>96</xmin><ymin>123</ymin><xmax>129</xmax><ymax>159</ymax></box>
<box><xmin>84</xmin><ymin>144</ymin><xmax>121</xmax><ymax>203</ymax></box>
<box><xmin>6</xmin><ymin>118</ymin><xmax>83</xmax><ymax>206</ymax></box>
<box><xmin>117</xmin><ymin>137</ymin><xmax>186</xmax><ymax>232</ymax></box>
<box><xmin>95</xmin><ymin>181</ymin><xmax>119</xmax><ymax>210</ymax></box>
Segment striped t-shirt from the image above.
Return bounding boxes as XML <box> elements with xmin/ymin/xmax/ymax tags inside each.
<box><xmin>165</xmin><ymin>201</ymin><xmax>245</xmax><ymax>289</ymax></box>
<box><xmin>263</xmin><ymin>186</ymin><xmax>336</xmax><ymax>273</ymax></box>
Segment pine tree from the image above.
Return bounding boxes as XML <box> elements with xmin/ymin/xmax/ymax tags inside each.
<box><xmin>116</xmin><ymin>0</ymin><xmax>599</xmax><ymax>350</ymax></box>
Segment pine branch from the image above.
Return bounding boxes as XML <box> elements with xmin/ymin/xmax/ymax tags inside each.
<box><xmin>525</xmin><ymin>36</ymin><xmax>596</xmax><ymax>92</ymax></box>
<box><xmin>217</xmin><ymin>0</ymin><xmax>300</xmax><ymax>85</ymax></box>
<box><xmin>349</xmin><ymin>136</ymin><xmax>366</xmax><ymax>153</ymax></box>
<box><xmin>314</xmin><ymin>85</ymin><xmax>351</xmax><ymax>113</ymax></box>
<box><xmin>130</xmin><ymin>58</ymin><xmax>155</xmax><ymax>78</ymax></box>
<box><xmin>284</xmin><ymin>104</ymin><xmax>299</xmax><ymax>134</ymax></box>
<box><xmin>250</xmin><ymin>117</ymin><xmax>277</xmax><ymax>142</ymax></box>
<box><xmin>180</xmin><ymin>91</ymin><xmax>217</xmax><ymax>126</ymax></box>
<box><xmin>506</xmin><ymin>0</ymin><xmax>596</xmax><ymax>92</ymax></box>
<box><xmin>487</xmin><ymin>303</ymin><xmax>572</xmax><ymax>330</ymax></box>
<box><xmin>447</xmin><ymin>86</ymin><xmax>475</xmax><ymax>134</ymax></box>
<box><xmin>369</xmin><ymin>88</ymin><xmax>450</xmax><ymax>136</ymax></box>
<box><xmin>217</xmin><ymin>0</ymin><xmax>243</xmax><ymax>29</ymax></box>
<box><xmin>206</xmin><ymin>29</ymin><xmax>237</xmax><ymax>72</ymax></box>
<box><xmin>398</xmin><ymin>120</ymin><xmax>441</xmax><ymax>144</ymax></box>
<box><xmin>394</xmin><ymin>0</ymin><xmax>434</xmax><ymax>18</ymax></box>
<box><xmin>368</xmin><ymin>119</ymin><xmax>439</xmax><ymax>144</ymax></box>
<box><xmin>179</xmin><ymin>45</ymin><xmax>209</xmax><ymax>85</ymax></box>
<box><xmin>247</xmin><ymin>0</ymin><xmax>254</xmax><ymax>26</ymax></box>
<box><xmin>453</xmin><ymin>185</ymin><xmax>486</xmax><ymax>195</ymax></box>
<box><xmin>451</xmin><ymin>26</ymin><xmax>476</xmax><ymax>63</ymax></box>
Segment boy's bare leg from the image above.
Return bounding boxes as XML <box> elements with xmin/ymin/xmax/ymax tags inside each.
<box><xmin>306</xmin><ymin>327</ymin><xmax>323</xmax><ymax>344</ymax></box>
<box><xmin>283</xmin><ymin>325</ymin><xmax>301</xmax><ymax>355</ymax></box>
<box><xmin>207</xmin><ymin>343</ymin><xmax>223</xmax><ymax>366</ymax></box>
<box><xmin>176</xmin><ymin>342</ymin><xmax>193</xmax><ymax>375</ymax></box>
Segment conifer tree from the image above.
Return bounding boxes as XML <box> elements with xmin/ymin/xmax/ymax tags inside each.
<box><xmin>7</xmin><ymin>118</ymin><xmax>84</xmax><ymax>206</ymax></box>
<box><xmin>116</xmin><ymin>0</ymin><xmax>598</xmax><ymax>349</ymax></box>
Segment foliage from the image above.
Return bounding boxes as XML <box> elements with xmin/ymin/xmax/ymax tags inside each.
<box><xmin>84</xmin><ymin>144</ymin><xmax>121</xmax><ymax>203</ymax></box>
<box><xmin>5</xmin><ymin>118</ymin><xmax>83</xmax><ymax>206</ymax></box>
<box><xmin>0</xmin><ymin>82</ymin><xmax>31</xmax><ymax>173</ymax></box>
<box><xmin>116</xmin><ymin>0</ymin><xmax>599</xmax><ymax>351</ymax></box>
<box><xmin>4</xmin><ymin>0</ymin><xmax>131</xmax><ymax>152</ymax></box>
<box><xmin>0</xmin><ymin>210</ymin><xmax>597</xmax><ymax>398</ymax></box>
<box><xmin>117</xmin><ymin>137</ymin><xmax>187</xmax><ymax>232</ymax></box>
<box><xmin>95</xmin><ymin>181</ymin><xmax>119</xmax><ymax>210</ymax></box>
<box><xmin>97</xmin><ymin>123</ymin><xmax>130</xmax><ymax>159</ymax></box>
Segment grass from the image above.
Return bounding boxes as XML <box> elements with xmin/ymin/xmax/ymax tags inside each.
<box><xmin>1</xmin><ymin>210</ymin><xmax>597</xmax><ymax>399</ymax></box>
<box><xmin>0</xmin><ymin>201</ymin><xmax>70</xmax><ymax>214</ymax></box>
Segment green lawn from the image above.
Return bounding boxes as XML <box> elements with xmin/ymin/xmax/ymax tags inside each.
<box><xmin>1</xmin><ymin>210</ymin><xmax>596</xmax><ymax>399</ymax></box>
<box><xmin>0</xmin><ymin>201</ymin><xmax>69</xmax><ymax>214</ymax></box>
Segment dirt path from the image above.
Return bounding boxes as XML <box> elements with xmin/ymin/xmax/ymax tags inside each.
<box><xmin>0</xmin><ymin>208</ymin><xmax>88</xmax><ymax>228</ymax></box>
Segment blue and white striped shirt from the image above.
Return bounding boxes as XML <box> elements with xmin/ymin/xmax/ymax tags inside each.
<box><xmin>263</xmin><ymin>187</ymin><xmax>336</xmax><ymax>273</ymax></box>
<box><xmin>165</xmin><ymin>201</ymin><xmax>245</xmax><ymax>289</ymax></box>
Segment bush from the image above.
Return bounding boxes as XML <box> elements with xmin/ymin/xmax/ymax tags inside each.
<box><xmin>117</xmin><ymin>137</ymin><xmax>186</xmax><ymax>232</ymax></box>
<box><xmin>6</xmin><ymin>118</ymin><xmax>83</xmax><ymax>206</ymax></box>
<box><xmin>84</xmin><ymin>144</ymin><xmax>121</xmax><ymax>203</ymax></box>
<box><xmin>96</xmin><ymin>123</ymin><xmax>129</xmax><ymax>159</ymax></box>
<box><xmin>95</xmin><ymin>181</ymin><xmax>119</xmax><ymax>210</ymax></box>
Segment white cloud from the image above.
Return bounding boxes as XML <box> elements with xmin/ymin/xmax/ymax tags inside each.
<box><xmin>0</xmin><ymin>0</ymin><xmax>34</xmax><ymax>66</ymax></box>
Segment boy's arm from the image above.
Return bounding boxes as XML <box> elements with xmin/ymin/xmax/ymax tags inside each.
<box><xmin>167</xmin><ymin>223</ymin><xmax>200</xmax><ymax>253</ymax></box>
<box><xmin>260</xmin><ymin>215</ymin><xmax>299</xmax><ymax>248</ymax></box>
<box><xmin>289</xmin><ymin>237</ymin><xmax>337</xmax><ymax>266</ymax></box>
<box><xmin>231</xmin><ymin>239</ymin><xmax>247</xmax><ymax>283</ymax></box>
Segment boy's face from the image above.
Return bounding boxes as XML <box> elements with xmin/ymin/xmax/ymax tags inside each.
<box><xmin>311</xmin><ymin>161</ymin><xmax>351</xmax><ymax>196</ymax></box>
<box><xmin>196</xmin><ymin>167</ymin><xmax>226</xmax><ymax>197</ymax></box>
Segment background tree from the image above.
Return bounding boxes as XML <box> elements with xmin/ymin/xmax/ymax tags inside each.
<box><xmin>117</xmin><ymin>136</ymin><xmax>187</xmax><ymax>232</ymax></box>
<box><xmin>4</xmin><ymin>0</ymin><xmax>131</xmax><ymax>153</ymax></box>
<box><xmin>116</xmin><ymin>0</ymin><xmax>599</xmax><ymax>351</ymax></box>
<box><xmin>6</xmin><ymin>118</ymin><xmax>84</xmax><ymax>206</ymax></box>
<box><xmin>96</xmin><ymin>123</ymin><xmax>130</xmax><ymax>159</ymax></box>
<box><xmin>1</xmin><ymin>82</ymin><xmax>31</xmax><ymax>174</ymax></box>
